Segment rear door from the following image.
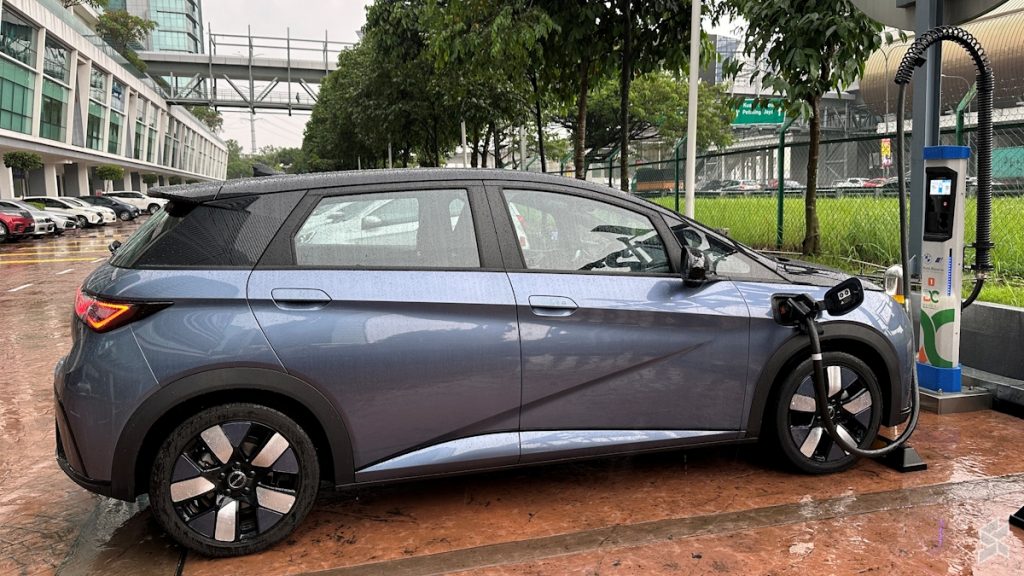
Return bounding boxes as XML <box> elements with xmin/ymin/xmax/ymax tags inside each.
<box><xmin>248</xmin><ymin>181</ymin><xmax>522</xmax><ymax>480</ymax></box>
<box><xmin>485</xmin><ymin>182</ymin><xmax>750</xmax><ymax>461</ymax></box>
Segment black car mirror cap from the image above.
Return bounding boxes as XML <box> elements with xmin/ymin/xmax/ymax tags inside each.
<box><xmin>108</xmin><ymin>240</ymin><xmax>122</xmax><ymax>255</ymax></box>
<box><xmin>823</xmin><ymin>277</ymin><xmax>865</xmax><ymax>317</ymax></box>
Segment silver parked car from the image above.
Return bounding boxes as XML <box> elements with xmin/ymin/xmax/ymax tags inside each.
<box><xmin>55</xmin><ymin>170</ymin><xmax>913</xmax><ymax>557</ymax></box>
<box><xmin>0</xmin><ymin>200</ymin><xmax>54</xmax><ymax>237</ymax></box>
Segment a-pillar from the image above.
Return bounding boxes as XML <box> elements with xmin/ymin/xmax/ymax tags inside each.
<box><xmin>63</xmin><ymin>163</ymin><xmax>90</xmax><ymax>197</ymax></box>
<box><xmin>0</xmin><ymin>167</ymin><xmax>15</xmax><ymax>199</ymax></box>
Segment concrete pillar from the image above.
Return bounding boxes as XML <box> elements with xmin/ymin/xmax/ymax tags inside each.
<box><xmin>139</xmin><ymin>180</ymin><xmax>148</xmax><ymax>194</ymax></box>
<box><xmin>44</xmin><ymin>164</ymin><xmax>58</xmax><ymax>197</ymax></box>
<box><xmin>30</xmin><ymin>29</ymin><xmax>46</xmax><ymax>138</ymax></box>
<box><xmin>122</xmin><ymin>171</ymin><xmax>132</xmax><ymax>191</ymax></box>
<box><xmin>0</xmin><ymin>168</ymin><xmax>14</xmax><ymax>199</ymax></box>
<box><xmin>64</xmin><ymin>163</ymin><xmax>90</xmax><ymax>197</ymax></box>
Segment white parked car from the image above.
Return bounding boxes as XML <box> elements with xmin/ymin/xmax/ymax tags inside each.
<box><xmin>62</xmin><ymin>197</ymin><xmax>117</xmax><ymax>223</ymax></box>
<box><xmin>103</xmin><ymin>191</ymin><xmax>168</xmax><ymax>214</ymax></box>
<box><xmin>24</xmin><ymin>196</ymin><xmax>108</xmax><ymax>227</ymax></box>
<box><xmin>832</xmin><ymin>178</ymin><xmax>871</xmax><ymax>188</ymax></box>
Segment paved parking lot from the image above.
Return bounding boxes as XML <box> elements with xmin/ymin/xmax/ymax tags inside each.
<box><xmin>1</xmin><ymin>223</ymin><xmax>1023</xmax><ymax>576</ymax></box>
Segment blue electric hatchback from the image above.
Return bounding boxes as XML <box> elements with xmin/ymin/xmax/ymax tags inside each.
<box><xmin>54</xmin><ymin>170</ymin><xmax>913</xmax><ymax>556</ymax></box>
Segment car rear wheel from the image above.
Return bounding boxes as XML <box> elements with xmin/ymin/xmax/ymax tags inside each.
<box><xmin>147</xmin><ymin>203</ymin><xmax>161</xmax><ymax>215</ymax></box>
<box><xmin>150</xmin><ymin>403</ymin><xmax>319</xmax><ymax>557</ymax></box>
<box><xmin>0</xmin><ymin>222</ymin><xmax>7</xmax><ymax>242</ymax></box>
<box><xmin>772</xmin><ymin>351</ymin><xmax>882</xmax><ymax>474</ymax></box>
<box><xmin>76</xmin><ymin>215</ymin><xmax>89</xmax><ymax>228</ymax></box>
<box><xmin>118</xmin><ymin>211</ymin><xmax>131</xmax><ymax>221</ymax></box>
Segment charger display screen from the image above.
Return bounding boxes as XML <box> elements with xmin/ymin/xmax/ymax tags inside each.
<box><xmin>929</xmin><ymin>178</ymin><xmax>952</xmax><ymax>196</ymax></box>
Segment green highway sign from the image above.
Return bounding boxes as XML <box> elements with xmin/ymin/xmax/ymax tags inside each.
<box><xmin>732</xmin><ymin>99</ymin><xmax>785</xmax><ymax>125</ymax></box>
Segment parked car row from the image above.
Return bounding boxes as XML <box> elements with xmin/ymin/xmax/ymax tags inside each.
<box><xmin>0</xmin><ymin>191</ymin><xmax>167</xmax><ymax>243</ymax></box>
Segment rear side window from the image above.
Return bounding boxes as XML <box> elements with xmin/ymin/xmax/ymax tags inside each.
<box><xmin>293</xmin><ymin>189</ymin><xmax>479</xmax><ymax>268</ymax></box>
<box><xmin>110</xmin><ymin>191</ymin><xmax>303</xmax><ymax>268</ymax></box>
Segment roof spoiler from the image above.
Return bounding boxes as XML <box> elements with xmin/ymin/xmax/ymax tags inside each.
<box><xmin>147</xmin><ymin>182</ymin><xmax>224</xmax><ymax>204</ymax></box>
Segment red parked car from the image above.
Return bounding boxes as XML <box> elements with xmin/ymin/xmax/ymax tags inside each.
<box><xmin>0</xmin><ymin>207</ymin><xmax>34</xmax><ymax>242</ymax></box>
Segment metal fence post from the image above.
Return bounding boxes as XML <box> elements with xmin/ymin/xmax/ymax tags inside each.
<box><xmin>673</xmin><ymin>137</ymin><xmax>685</xmax><ymax>213</ymax></box>
<box><xmin>777</xmin><ymin>116</ymin><xmax>796</xmax><ymax>250</ymax></box>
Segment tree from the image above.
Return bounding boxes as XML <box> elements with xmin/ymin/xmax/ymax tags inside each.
<box><xmin>727</xmin><ymin>0</ymin><xmax>886</xmax><ymax>255</ymax></box>
<box><xmin>185</xmin><ymin>106</ymin><xmax>223</xmax><ymax>133</ymax></box>
<box><xmin>94</xmin><ymin>164</ymin><xmax>125</xmax><ymax>192</ymax></box>
<box><xmin>579</xmin><ymin>72</ymin><xmax>737</xmax><ymax>153</ymax></box>
<box><xmin>225</xmin><ymin>139</ymin><xmax>253</xmax><ymax>179</ymax></box>
<box><xmin>3</xmin><ymin>151</ymin><xmax>43</xmax><ymax>196</ymax></box>
<box><xmin>95</xmin><ymin>10</ymin><xmax>157</xmax><ymax>72</ymax></box>
<box><xmin>423</xmin><ymin>0</ymin><xmax>554</xmax><ymax>170</ymax></box>
<box><xmin>62</xmin><ymin>1</ymin><xmax>108</xmax><ymax>9</ymax></box>
<box><xmin>142</xmin><ymin>173</ymin><xmax>159</xmax><ymax>186</ymax></box>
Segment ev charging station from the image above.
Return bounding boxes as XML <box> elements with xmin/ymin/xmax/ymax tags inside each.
<box><xmin>917</xmin><ymin>145</ymin><xmax>969</xmax><ymax>393</ymax></box>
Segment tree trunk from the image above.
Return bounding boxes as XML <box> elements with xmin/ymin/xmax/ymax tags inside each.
<box><xmin>803</xmin><ymin>96</ymin><xmax>822</xmax><ymax>255</ymax></box>
<box><xmin>619</xmin><ymin>0</ymin><xmax>632</xmax><ymax>192</ymax></box>
<box><xmin>471</xmin><ymin>125</ymin><xmax>480</xmax><ymax>167</ymax></box>
<box><xmin>481</xmin><ymin>125</ymin><xmax>491</xmax><ymax>168</ymax></box>
<box><xmin>491</xmin><ymin>121</ymin><xmax>504</xmax><ymax>168</ymax></box>
<box><xmin>574</xmin><ymin>57</ymin><xmax>590</xmax><ymax>180</ymax></box>
<box><xmin>530</xmin><ymin>70</ymin><xmax>546</xmax><ymax>173</ymax></box>
<box><xmin>403</xmin><ymin>142</ymin><xmax>411</xmax><ymax>168</ymax></box>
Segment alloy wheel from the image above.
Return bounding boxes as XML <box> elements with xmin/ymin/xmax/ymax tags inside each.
<box><xmin>168</xmin><ymin>420</ymin><xmax>303</xmax><ymax>544</ymax></box>
<box><xmin>786</xmin><ymin>364</ymin><xmax>875</xmax><ymax>464</ymax></box>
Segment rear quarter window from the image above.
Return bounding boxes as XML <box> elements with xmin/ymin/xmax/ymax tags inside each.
<box><xmin>110</xmin><ymin>191</ymin><xmax>304</xmax><ymax>268</ymax></box>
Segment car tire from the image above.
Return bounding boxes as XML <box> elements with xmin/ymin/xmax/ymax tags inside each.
<box><xmin>119</xmin><ymin>211</ymin><xmax>131</xmax><ymax>221</ymax></box>
<box><xmin>76</xmin><ymin>215</ymin><xmax>89</xmax><ymax>228</ymax></box>
<box><xmin>772</xmin><ymin>351</ymin><xmax>882</xmax><ymax>474</ymax></box>
<box><xmin>150</xmin><ymin>403</ymin><xmax>320</xmax><ymax>557</ymax></box>
<box><xmin>0</xmin><ymin>221</ymin><xmax>7</xmax><ymax>242</ymax></box>
<box><xmin>148</xmin><ymin>203</ymin><xmax>161</xmax><ymax>215</ymax></box>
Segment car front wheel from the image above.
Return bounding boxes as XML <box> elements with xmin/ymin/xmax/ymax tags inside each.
<box><xmin>118</xmin><ymin>211</ymin><xmax>131</xmax><ymax>221</ymax></box>
<box><xmin>148</xmin><ymin>203</ymin><xmax>161</xmax><ymax>215</ymax></box>
<box><xmin>150</xmin><ymin>403</ymin><xmax>320</xmax><ymax>557</ymax></box>
<box><xmin>772</xmin><ymin>351</ymin><xmax>882</xmax><ymax>474</ymax></box>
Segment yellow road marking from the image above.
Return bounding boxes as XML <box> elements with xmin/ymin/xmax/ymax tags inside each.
<box><xmin>0</xmin><ymin>257</ymin><xmax>104</xmax><ymax>264</ymax></box>
<box><xmin>0</xmin><ymin>249</ymin><xmax>110</xmax><ymax>255</ymax></box>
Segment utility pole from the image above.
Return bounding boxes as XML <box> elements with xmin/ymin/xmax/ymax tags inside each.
<box><xmin>684</xmin><ymin>0</ymin><xmax>701</xmax><ymax>218</ymax></box>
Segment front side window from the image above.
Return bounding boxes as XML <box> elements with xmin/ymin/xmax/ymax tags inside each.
<box><xmin>293</xmin><ymin>189</ymin><xmax>479</xmax><ymax>268</ymax></box>
<box><xmin>504</xmin><ymin>189</ymin><xmax>669</xmax><ymax>274</ymax></box>
<box><xmin>667</xmin><ymin>217</ymin><xmax>783</xmax><ymax>282</ymax></box>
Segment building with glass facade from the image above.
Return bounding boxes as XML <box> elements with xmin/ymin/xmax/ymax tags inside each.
<box><xmin>0</xmin><ymin>0</ymin><xmax>225</xmax><ymax>199</ymax></box>
<box><xmin>108</xmin><ymin>0</ymin><xmax>204</xmax><ymax>54</ymax></box>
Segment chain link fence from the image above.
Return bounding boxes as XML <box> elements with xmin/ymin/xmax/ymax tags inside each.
<box><xmin>533</xmin><ymin>115</ymin><xmax>1024</xmax><ymax>306</ymax></box>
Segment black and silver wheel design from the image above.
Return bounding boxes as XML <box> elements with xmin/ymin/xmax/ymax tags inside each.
<box><xmin>0</xmin><ymin>221</ymin><xmax>7</xmax><ymax>242</ymax></box>
<box><xmin>151</xmin><ymin>403</ymin><xmax>319</xmax><ymax>557</ymax></box>
<box><xmin>119</xmin><ymin>210</ymin><xmax>131</xmax><ymax>221</ymax></box>
<box><xmin>147</xmin><ymin>203</ymin><xmax>161</xmax><ymax>215</ymax></box>
<box><xmin>773</xmin><ymin>351</ymin><xmax>882</xmax><ymax>474</ymax></box>
<box><xmin>76</xmin><ymin>215</ymin><xmax>89</xmax><ymax>228</ymax></box>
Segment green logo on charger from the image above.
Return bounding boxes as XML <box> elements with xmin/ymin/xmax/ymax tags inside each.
<box><xmin>920</xmin><ymin>309</ymin><xmax>955</xmax><ymax>368</ymax></box>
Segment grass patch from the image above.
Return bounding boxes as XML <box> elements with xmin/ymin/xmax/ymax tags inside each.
<box><xmin>652</xmin><ymin>194</ymin><xmax>1024</xmax><ymax>307</ymax></box>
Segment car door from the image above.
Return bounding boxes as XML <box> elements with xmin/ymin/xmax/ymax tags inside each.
<box><xmin>248</xmin><ymin>181</ymin><xmax>522</xmax><ymax>481</ymax></box>
<box><xmin>486</xmin><ymin>183</ymin><xmax>750</xmax><ymax>462</ymax></box>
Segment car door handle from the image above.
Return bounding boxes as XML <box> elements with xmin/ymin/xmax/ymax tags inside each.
<box><xmin>528</xmin><ymin>295</ymin><xmax>578</xmax><ymax>317</ymax></box>
<box><xmin>271</xmin><ymin>288</ymin><xmax>331</xmax><ymax>310</ymax></box>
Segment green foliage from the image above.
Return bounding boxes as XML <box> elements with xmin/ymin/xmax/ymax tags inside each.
<box><xmin>62</xmin><ymin>1</ymin><xmax>108</xmax><ymax>9</ymax></box>
<box><xmin>168</xmin><ymin>176</ymin><xmax>182</xmax><ymax>185</ymax></box>
<box><xmin>142</xmin><ymin>173</ymin><xmax>159</xmax><ymax>186</ymax></box>
<box><xmin>580</xmin><ymin>72</ymin><xmax>737</xmax><ymax>152</ymax></box>
<box><xmin>725</xmin><ymin>0</ymin><xmax>886</xmax><ymax>254</ymax></box>
<box><xmin>94</xmin><ymin>164</ymin><xmax>125</xmax><ymax>182</ymax></box>
<box><xmin>225</xmin><ymin>139</ymin><xmax>309</xmax><ymax>179</ymax></box>
<box><xmin>185</xmin><ymin>106</ymin><xmax>223</xmax><ymax>133</ymax></box>
<box><xmin>96</xmin><ymin>10</ymin><xmax>157</xmax><ymax>72</ymax></box>
<box><xmin>3</xmin><ymin>151</ymin><xmax>43</xmax><ymax>173</ymax></box>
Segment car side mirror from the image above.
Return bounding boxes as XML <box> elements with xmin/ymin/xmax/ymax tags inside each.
<box><xmin>681</xmin><ymin>246</ymin><xmax>709</xmax><ymax>287</ymax></box>
<box><xmin>822</xmin><ymin>277</ymin><xmax>865</xmax><ymax>317</ymax></box>
<box><xmin>361</xmin><ymin>215</ymin><xmax>384</xmax><ymax>230</ymax></box>
<box><xmin>108</xmin><ymin>240</ymin><xmax>122</xmax><ymax>255</ymax></box>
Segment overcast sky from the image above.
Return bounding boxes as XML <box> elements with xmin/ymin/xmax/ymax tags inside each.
<box><xmin>201</xmin><ymin>1</ymin><xmax>372</xmax><ymax>153</ymax></box>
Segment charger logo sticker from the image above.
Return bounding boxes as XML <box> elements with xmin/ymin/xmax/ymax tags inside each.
<box><xmin>919</xmin><ymin>308</ymin><xmax>955</xmax><ymax>368</ymax></box>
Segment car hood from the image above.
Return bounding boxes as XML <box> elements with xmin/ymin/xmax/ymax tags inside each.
<box><xmin>771</xmin><ymin>257</ymin><xmax>882</xmax><ymax>290</ymax></box>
